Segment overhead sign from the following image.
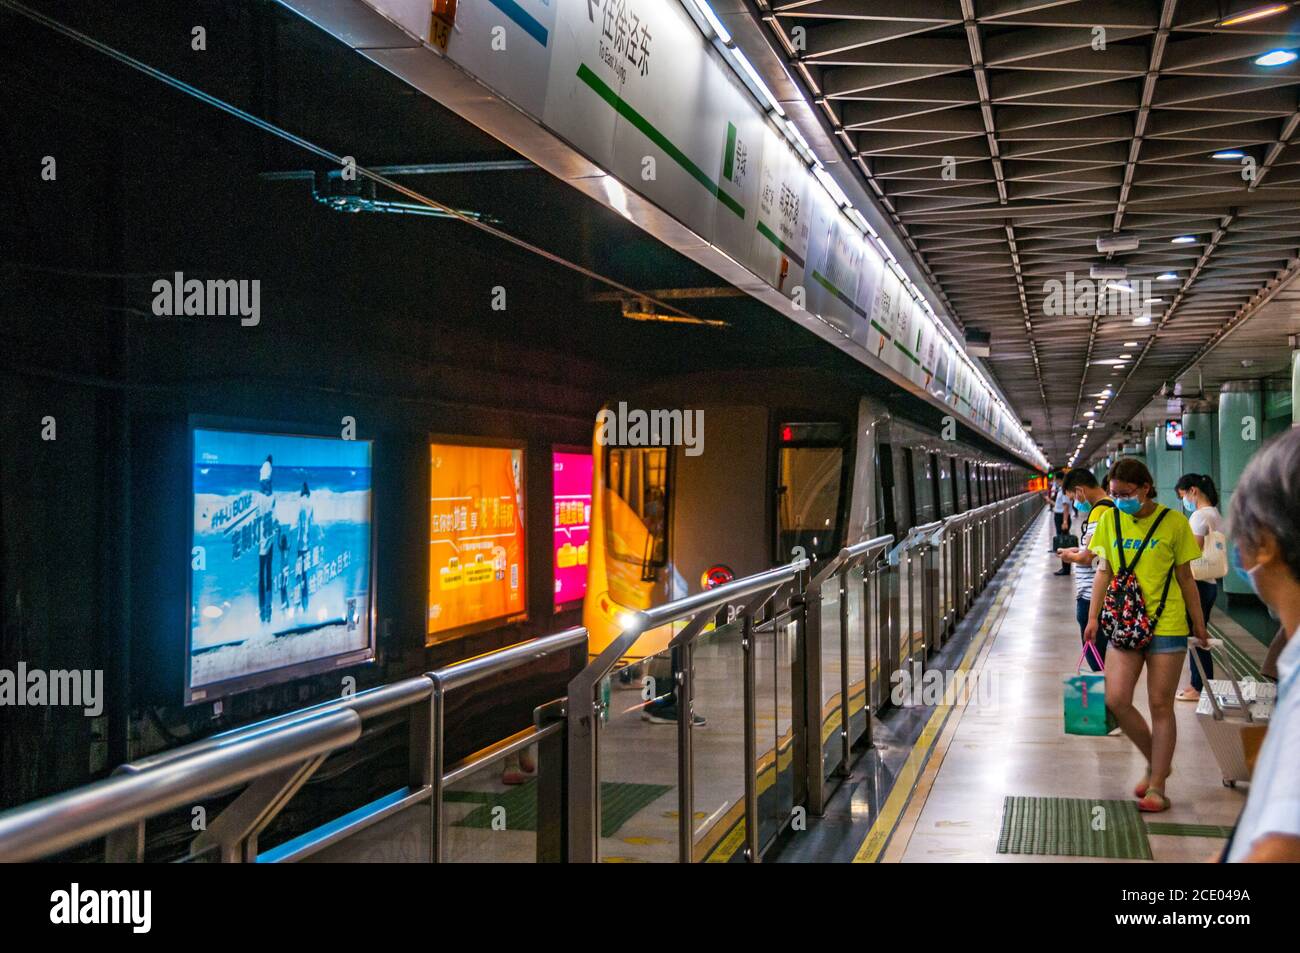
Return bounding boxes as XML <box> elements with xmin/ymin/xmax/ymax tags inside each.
<box><xmin>351</xmin><ymin>0</ymin><xmax>1040</xmax><ymax>466</ymax></box>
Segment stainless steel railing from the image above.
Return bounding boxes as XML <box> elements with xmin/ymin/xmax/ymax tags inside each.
<box><xmin>0</xmin><ymin>627</ymin><xmax>585</xmax><ymax>863</ymax></box>
<box><xmin>0</xmin><ymin>493</ymin><xmax>1045</xmax><ymax>864</ymax></box>
<box><xmin>804</xmin><ymin>534</ymin><xmax>893</xmax><ymax>814</ymax></box>
<box><xmin>565</xmin><ymin>560</ymin><xmax>807</xmax><ymax>863</ymax></box>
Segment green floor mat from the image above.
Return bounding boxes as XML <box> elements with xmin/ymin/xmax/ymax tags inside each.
<box><xmin>1145</xmin><ymin>822</ymin><xmax>1234</xmax><ymax>839</ymax></box>
<box><xmin>997</xmin><ymin>796</ymin><xmax>1152</xmax><ymax>859</ymax></box>
<box><xmin>447</xmin><ymin>781</ymin><xmax>671</xmax><ymax>837</ymax></box>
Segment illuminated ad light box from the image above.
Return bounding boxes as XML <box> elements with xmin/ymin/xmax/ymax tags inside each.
<box><xmin>427</xmin><ymin>441</ymin><xmax>527</xmax><ymax>643</ymax></box>
<box><xmin>1165</xmin><ymin>419</ymin><xmax>1184</xmax><ymax>450</ymax></box>
<box><xmin>553</xmin><ymin>450</ymin><xmax>592</xmax><ymax>609</ymax></box>
<box><xmin>188</xmin><ymin>428</ymin><xmax>375</xmax><ymax>704</ymax></box>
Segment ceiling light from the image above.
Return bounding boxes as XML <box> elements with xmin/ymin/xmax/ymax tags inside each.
<box><xmin>1216</xmin><ymin>4</ymin><xmax>1291</xmax><ymax>28</ymax></box>
<box><xmin>1090</xmin><ymin>265</ymin><xmax>1128</xmax><ymax>280</ymax></box>
<box><xmin>1133</xmin><ymin>316</ymin><xmax>1153</xmax><ymax>326</ymax></box>
<box><xmin>1144</xmin><ymin>298</ymin><xmax>1163</xmax><ymax>305</ymax></box>
<box><xmin>1157</xmin><ymin>272</ymin><xmax>1179</xmax><ymax>281</ymax></box>
<box><xmin>1256</xmin><ymin>49</ymin><xmax>1299</xmax><ymax>66</ymax></box>
<box><xmin>1171</xmin><ymin>235</ymin><xmax>1196</xmax><ymax>244</ymax></box>
<box><xmin>1085</xmin><ymin>411</ymin><xmax>1095</xmax><ymax>418</ymax></box>
<box><xmin>1097</xmin><ymin>233</ymin><xmax>1140</xmax><ymax>253</ymax></box>
<box><xmin>685</xmin><ymin>0</ymin><xmax>733</xmax><ymax>44</ymax></box>
<box><xmin>1211</xmin><ymin>150</ymin><xmax>1246</xmax><ymax>160</ymax></box>
<box><xmin>1124</xmin><ymin>341</ymin><xmax>1139</xmax><ymax>347</ymax></box>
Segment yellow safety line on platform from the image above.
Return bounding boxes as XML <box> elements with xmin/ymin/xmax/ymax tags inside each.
<box><xmin>852</xmin><ymin>527</ymin><xmax>1034</xmax><ymax>863</ymax></box>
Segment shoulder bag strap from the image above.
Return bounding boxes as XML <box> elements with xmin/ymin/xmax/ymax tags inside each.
<box><xmin>1150</xmin><ymin>564</ymin><xmax>1177</xmax><ymax>627</ymax></box>
<box><xmin>1112</xmin><ymin>505</ymin><xmax>1129</xmax><ymax>574</ymax></box>
<box><xmin>1127</xmin><ymin>506</ymin><xmax>1169</xmax><ymax>573</ymax></box>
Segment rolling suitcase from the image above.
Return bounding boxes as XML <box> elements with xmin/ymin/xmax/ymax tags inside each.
<box><xmin>1191</xmin><ymin>639</ymin><xmax>1275</xmax><ymax>787</ymax></box>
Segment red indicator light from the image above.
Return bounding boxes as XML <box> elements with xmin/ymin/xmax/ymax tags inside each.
<box><xmin>781</xmin><ymin>426</ymin><xmax>793</xmax><ymax>442</ymax></box>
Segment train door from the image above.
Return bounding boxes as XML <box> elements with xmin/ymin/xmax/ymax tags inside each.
<box><xmin>937</xmin><ymin>454</ymin><xmax>955</xmax><ymax>518</ymax></box>
<box><xmin>910</xmin><ymin>449</ymin><xmax>935</xmax><ymax>523</ymax></box>
<box><xmin>774</xmin><ymin>421</ymin><xmax>849</xmax><ymax>567</ymax></box>
<box><xmin>892</xmin><ymin>442</ymin><xmax>914</xmax><ymax>536</ymax></box>
<box><xmin>955</xmin><ymin>457</ymin><xmax>968</xmax><ymax>512</ymax></box>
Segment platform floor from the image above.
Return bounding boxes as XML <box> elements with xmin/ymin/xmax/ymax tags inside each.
<box><xmin>888</xmin><ymin>510</ymin><xmax>1250</xmax><ymax>863</ymax></box>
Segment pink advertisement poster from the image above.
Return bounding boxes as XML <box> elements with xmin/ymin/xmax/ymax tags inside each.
<box><xmin>552</xmin><ymin>450</ymin><xmax>592</xmax><ymax>609</ymax></box>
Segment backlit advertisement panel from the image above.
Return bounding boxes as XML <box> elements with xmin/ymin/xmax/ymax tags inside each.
<box><xmin>427</xmin><ymin>441</ymin><xmax>527</xmax><ymax>642</ymax></box>
<box><xmin>188</xmin><ymin>428</ymin><xmax>374</xmax><ymax>703</ymax></box>
<box><xmin>553</xmin><ymin>450</ymin><xmax>592</xmax><ymax>609</ymax></box>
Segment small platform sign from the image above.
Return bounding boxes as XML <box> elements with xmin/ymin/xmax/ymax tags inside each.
<box><xmin>431</xmin><ymin>0</ymin><xmax>457</xmax><ymax>50</ymax></box>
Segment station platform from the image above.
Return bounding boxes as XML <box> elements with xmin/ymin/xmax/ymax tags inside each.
<box><xmin>773</xmin><ymin>509</ymin><xmax>1268</xmax><ymax>865</ymax></box>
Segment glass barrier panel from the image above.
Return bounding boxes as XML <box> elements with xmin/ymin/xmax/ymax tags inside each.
<box><xmin>898</xmin><ymin>552</ymin><xmax>914</xmax><ymax>673</ymax></box>
<box><xmin>597</xmin><ymin>650</ymin><xmax>680</xmax><ymax>863</ymax></box>
<box><xmin>299</xmin><ymin>801</ymin><xmax>433</xmax><ymax>863</ymax></box>
<box><xmin>691</xmin><ymin>615</ymin><xmax>747</xmax><ymax>862</ymax></box>
<box><xmin>437</xmin><ymin>752</ymin><xmax>540</xmax><ymax>863</ymax></box>
<box><xmin>818</xmin><ymin>575</ymin><xmax>842</xmax><ymax>777</ymax></box>
<box><xmin>771</xmin><ymin>608</ymin><xmax>798</xmax><ymax>849</ymax></box>
<box><xmin>845</xmin><ymin>563</ymin><xmax>868</xmax><ymax>746</ymax></box>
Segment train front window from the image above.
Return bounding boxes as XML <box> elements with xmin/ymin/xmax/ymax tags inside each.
<box><xmin>605</xmin><ymin>446</ymin><xmax>669</xmax><ymax>578</ymax></box>
<box><xmin>776</xmin><ymin>424</ymin><xmax>846</xmax><ymax>563</ymax></box>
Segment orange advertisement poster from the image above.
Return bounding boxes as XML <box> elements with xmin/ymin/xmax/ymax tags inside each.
<box><xmin>427</xmin><ymin>442</ymin><xmax>527</xmax><ymax>643</ymax></box>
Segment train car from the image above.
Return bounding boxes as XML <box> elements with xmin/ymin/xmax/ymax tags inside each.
<box><xmin>583</xmin><ymin>368</ymin><xmax>1032</xmax><ymax>660</ymax></box>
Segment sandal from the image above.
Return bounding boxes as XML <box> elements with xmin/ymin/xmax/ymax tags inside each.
<box><xmin>1176</xmin><ymin>687</ymin><xmax>1200</xmax><ymax>702</ymax></box>
<box><xmin>1137</xmin><ymin>789</ymin><xmax>1171</xmax><ymax>813</ymax></box>
<box><xmin>1135</xmin><ymin>765</ymin><xmax>1173</xmax><ymax>798</ymax></box>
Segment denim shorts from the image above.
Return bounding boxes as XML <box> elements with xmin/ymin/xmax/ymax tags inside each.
<box><xmin>1145</xmin><ymin>635</ymin><xmax>1189</xmax><ymax>655</ymax></box>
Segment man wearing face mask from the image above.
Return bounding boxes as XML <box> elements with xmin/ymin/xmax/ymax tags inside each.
<box><xmin>1223</xmin><ymin>428</ymin><xmax>1300</xmax><ymax>862</ymax></box>
<box><xmin>1058</xmin><ymin>469</ymin><xmax>1115</xmax><ymax>671</ymax></box>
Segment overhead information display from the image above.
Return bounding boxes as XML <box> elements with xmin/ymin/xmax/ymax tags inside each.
<box><xmin>427</xmin><ymin>441</ymin><xmax>527</xmax><ymax>642</ymax></box>
<box><xmin>353</xmin><ymin>0</ymin><xmax>1042</xmax><ymax>467</ymax></box>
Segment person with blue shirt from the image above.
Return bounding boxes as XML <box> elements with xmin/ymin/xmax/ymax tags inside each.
<box><xmin>1223</xmin><ymin>428</ymin><xmax>1300</xmax><ymax>862</ymax></box>
<box><xmin>1057</xmin><ymin>468</ymin><xmax>1115</xmax><ymax>671</ymax></box>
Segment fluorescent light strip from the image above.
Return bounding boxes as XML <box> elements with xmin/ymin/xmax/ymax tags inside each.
<box><xmin>677</xmin><ymin>1</ymin><xmax>1041</xmax><ymax>465</ymax></box>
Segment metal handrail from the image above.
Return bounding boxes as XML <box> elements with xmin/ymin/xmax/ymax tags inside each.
<box><xmin>573</xmin><ymin>559</ymin><xmax>809</xmax><ymax>695</ymax></box>
<box><xmin>808</xmin><ymin>534</ymin><xmax>894</xmax><ymax>590</ymax></box>
<box><xmin>887</xmin><ymin>520</ymin><xmax>942</xmax><ymax>564</ymax></box>
<box><xmin>0</xmin><ymin>709</ymin><xmax>362</xmax><ymax>863</ymax></box>
<box><xmin>0</xmin><ymin>628</ymin><xmax>587</xmax><ymax>864</ymax></box>
<box><xmin>116</xmin><ymin>677</ymin><xmax>434</xmax><ymax>776</ymax></box>
<box><xmin>566</xmin><ymin>559</ymin><xmax>809</xmax><ymax>864</ymax></box>
<box><xmin>427</xmin><ymin>627</ymin><xmax>586</xmax><ymax>862</ymax></box>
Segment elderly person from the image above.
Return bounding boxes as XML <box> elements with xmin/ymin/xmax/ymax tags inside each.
<box><xmin>1224</xmin><ymin>427</ymin><xmax>1300</xmax><ymax>862</ymax></box>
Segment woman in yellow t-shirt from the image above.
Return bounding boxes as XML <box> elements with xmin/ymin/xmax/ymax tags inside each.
<box><xmin>1083</xmin><ymin>458</ymin><xmax>1208</xmax><ymax>813</ymax></box>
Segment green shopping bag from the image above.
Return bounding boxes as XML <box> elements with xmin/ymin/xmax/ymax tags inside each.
<box><xmin>1064</xmin><ymin>643</ymin><xmax>1117</xmax><ymax>736</ymax></box>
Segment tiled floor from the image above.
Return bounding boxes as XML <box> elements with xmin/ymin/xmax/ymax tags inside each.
<box><xmin>897</xmin><ymin>513</ymin><xmax>1247</xmax><ymax>863</ymax></box>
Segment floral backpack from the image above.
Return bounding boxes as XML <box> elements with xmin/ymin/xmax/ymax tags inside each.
<box><xmin>1099</xmin><ymin>505</ymin><xmax>1176</xmax><ymax>651</ymax></box>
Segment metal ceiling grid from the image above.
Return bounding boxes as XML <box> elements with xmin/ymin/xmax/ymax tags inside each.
<box><xmin>748</xmin><ymin>0</ymin><xmax>1300</xmax><ymax>464</ymax></box>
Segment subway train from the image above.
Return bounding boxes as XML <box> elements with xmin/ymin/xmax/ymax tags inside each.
<box><xmin>583</xmin><ymin>368</ymin><xmax>1034</xmax><ymax>660</ymax></box>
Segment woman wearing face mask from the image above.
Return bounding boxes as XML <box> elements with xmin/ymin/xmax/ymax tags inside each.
<box><xmin>1083</xmin><ymin>458</ymin><xmax>1208</xmax><ymax>813</ymax></box>
<box><xmin>1174</xmin><ymin>473</ymin><xmax>1224</xmax><ymax>701</ymax></box>
<box><xmin>1224</xmin><ymin>429</ymin><xmax>1300</xmax><ymax>862</ymax></box>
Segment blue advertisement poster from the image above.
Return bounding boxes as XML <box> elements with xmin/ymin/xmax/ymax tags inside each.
<box><xmin>189</xmin><ymin>428</ymin><xmax>374</xmax><ymax>701</ymax></box>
